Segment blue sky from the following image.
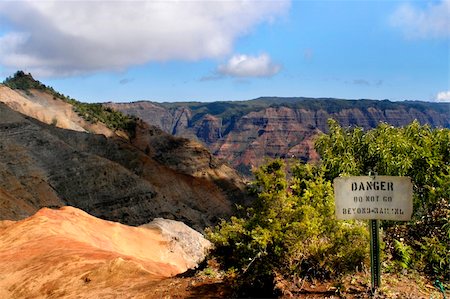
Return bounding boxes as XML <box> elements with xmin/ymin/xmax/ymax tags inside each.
<box><xmin>0</xmin><ymin>0</ymin><xmax>448</xmax><ymax>103</ymax></box>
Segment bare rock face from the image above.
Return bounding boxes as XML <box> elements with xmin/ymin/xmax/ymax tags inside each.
<box><xmin>0</xmin><ymin>207</ymin><xmax>211</xmax><ymax>298</ymax></box>
<box><xmin>196</xmin><ymin>114</ymin><xmax>224</xmax><ymax>144</ymax></box>
<box><xmin>141</xmin><ymin>218</ymin><xmax>212</xmax><ymax>270</ymax></box>
<box><xmin>0</xmin><ymin>100</ymin><xmax>246</xmax><ymax>230</ymax></box>
<box><xmin>109</xmin><ymin>98</ymin><xmax>450</xmax><ymax>175</ymax></box>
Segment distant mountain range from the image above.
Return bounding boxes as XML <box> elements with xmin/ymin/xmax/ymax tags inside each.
<box><xmin>108</xmin><ymin>98</ymin><xmax>450</xmax><ymax>175</ymax></box>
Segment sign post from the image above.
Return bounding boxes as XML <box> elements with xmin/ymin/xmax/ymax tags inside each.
<box><xmin>333</xmin><ymin>176</ymin><xmax>413</xmax><ymax>293</ymax></box>
<box><xmin>370</xmin><ymin>219</ymin><xmax>380</xmax><ymax>292</ymax></box>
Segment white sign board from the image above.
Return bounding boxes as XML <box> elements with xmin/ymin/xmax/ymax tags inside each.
<box><xmin>333</xmin><ymin>176</ymin><xmax>413</xmax><ymax>221</ymax></box>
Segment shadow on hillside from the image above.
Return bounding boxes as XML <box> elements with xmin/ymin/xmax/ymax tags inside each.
<box><xmin>186</xmin><ymin>282</ymin><xmax>231</xmax><ymax>299</ymax></box>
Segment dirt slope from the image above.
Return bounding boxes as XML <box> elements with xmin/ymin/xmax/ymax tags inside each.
<box><xmin>0</xmin><ymin>85</ymin><xmax>116</xmax><ymax>136</ymax></box>
<box><xmin>0</xmin><ymin>206</ymin><xmax>211</xmax><ymax>299</ymax></box>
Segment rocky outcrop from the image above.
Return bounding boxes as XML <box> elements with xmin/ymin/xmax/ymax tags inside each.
<box><xmin>0</xmin><ymin>206</ymin><xmax>211</xmax><ymax>298</ymax></box>
<box><xmin>0</xmin><ymin>99</ymin><xmax>246</xmax><ymax>230</ymax></box>
<box><xmin>109</xmin><ymin>98</ymin><xmax>450</xmax><ymax>175</ymax></box>
<box><xmin>141</xmin><ymin>218</ymin><xmax>212</xmax><ymax>270</ymax></box>
<box><xmin>130</xmin><ymin>120</ymin><xmax>246</xmax><ymax>201</ymax></box>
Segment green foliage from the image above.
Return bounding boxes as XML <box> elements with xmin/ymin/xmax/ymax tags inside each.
<box><xmin>209</xmin><ymin>120</ymin><xmax>448</xmax><ymax>295</ymax></box>
<box><xmin>3</xmin><ymin>71</ymin><xmax>44</xmax><ymax>92</ymax></box>
<box><xmin>71</xmin><ymin>102</ymin><xmax>137</xmax><ymax>134</ymax></box>
<box><xmin>316</xmin><ymin>119</ymin><xmax>449</xmax><ymax>218</ymax></box>
<box><xmin>3</xmin><ymin>71</ymin><xmax>68</xmax><ymax>100</ymax></box>
<box><xmin>416</xmin><ymin>236</ymin><xmax>450</xmax><ymax>280</ymax></box>
<box><xmin>2</xmin><ymin>71</ymin><xmax>138</xmax><ymax>135</ymax></box>
<box><xmin>392</xmin><ymin>239</ymin><xmax>413</xmax><ymax>269</ymax></box>
<box><xmin>315</xmin><ymin>119</ymin><xmax>450</xmax><ymax>281</ymax></box>
<box><xmin>207</xmin><ymin>159</ymin><xmax>369</xmax><ymax>295</ymax></box>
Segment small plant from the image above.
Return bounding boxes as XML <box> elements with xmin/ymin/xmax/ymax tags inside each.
<box><xmin>392</xmin><ymin>239</ymin><xmax>413</xmax><ymax>269</ymax></box>
<box><xmin>417</xmin><ymin>236</ymin><xmax>450</xmax><ymax>281</ymax></box>
<box><xmin>202</xmin><ymin>267</ymin><xmax>217</xmax><ymax>277</ymax></box>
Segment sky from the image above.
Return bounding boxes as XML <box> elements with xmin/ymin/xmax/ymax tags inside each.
<box><xmin>0</xmin><ymin>0</ymin><xmax>448</xmax><ymax>103</ymax></box>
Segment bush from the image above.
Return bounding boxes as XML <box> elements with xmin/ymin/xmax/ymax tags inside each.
<box><xmin>207</xmin><ymin>160</ymin><xmax>369</xmax><ymax>296</ymax></box>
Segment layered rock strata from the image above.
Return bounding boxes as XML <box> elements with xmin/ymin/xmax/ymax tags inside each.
<box><xmin>0</xmin><ymin>100</ymin><xmax>245</xmax><ymax>230</ymax></box>
<box><xmin>109</xmin><ymin>99</ymin><xmax>450</xmax><ymax>174</ymax></box>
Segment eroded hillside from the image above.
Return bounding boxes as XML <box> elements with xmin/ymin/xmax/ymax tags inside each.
<box><xmin>0</xmin><ymin>74</ymin><xmax>247</xmax><ymax>230</ymax></box>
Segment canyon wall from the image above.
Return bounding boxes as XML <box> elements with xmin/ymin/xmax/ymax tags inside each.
<box><xmin>109</xmin><ymin>98</ymin><xmax>450</xmax><ymax>174</ymax></box>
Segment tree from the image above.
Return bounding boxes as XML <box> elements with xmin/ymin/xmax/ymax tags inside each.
<box><xmin>315</xmin><ymin>119</ymin><xmax>449</xmax><ymax>281</ymax></box>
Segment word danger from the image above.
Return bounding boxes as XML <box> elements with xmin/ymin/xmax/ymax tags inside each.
<box><xmin>351</xmin><ymin>181</ymin><xmax>394</xmax><ymax>191</ymax></box>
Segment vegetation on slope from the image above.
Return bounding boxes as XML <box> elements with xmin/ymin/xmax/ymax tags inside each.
<box><xmin>207</xmin><ymin>120</ymin><xmax>449</xmax><ymax>296</ymax></box>
<box><xmin>3</xmin><ymin>71</ymin><xmax>137</xmax><ymax>135</ymax></box>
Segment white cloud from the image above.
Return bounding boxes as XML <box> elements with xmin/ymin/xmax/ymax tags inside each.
<box><xmin>390</xmin><ymin>0</ymin><xmax>450</xmax><ymax>39</ymax></box>
<box><xmin>436</xmin><ymin>90</ymin><xmax>450</xmax><ymax>102</ymax></box>
<box><xmin>218</xmin><ymin>53</ymin><xmax>281</xmax><ymax>78</ymax></box>
<box><xmin>0</xmin><ymin>0</ymin><xmax>290</xmax><ymax>77</ymax></box>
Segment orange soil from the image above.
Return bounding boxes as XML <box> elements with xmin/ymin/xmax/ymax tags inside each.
<box><xmin>0</xmin><ymin>207</ymin><xmax>197</xmax><ymax>298</ymax></box>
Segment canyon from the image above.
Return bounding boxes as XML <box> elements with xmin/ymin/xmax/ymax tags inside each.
<box><xmin>0</xmin><ymin>74</ymin><xmax>245</xmax><ymax>298</ymax></box>
<box><xmin>109</xmin><ymin>98</ymin><xmax>450</xmax><ymax>175</ymax></box>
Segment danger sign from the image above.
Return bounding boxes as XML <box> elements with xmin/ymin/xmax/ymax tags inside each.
<box><xmin>333</xmin><ymin>176</ymin><xmax>413</xmax><ymax>221</ymax></box>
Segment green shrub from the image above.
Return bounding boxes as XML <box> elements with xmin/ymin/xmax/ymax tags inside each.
<box><xmin>416</xmin><ymin>236</ymin><xmax>449</xmax><ymax>281</ymax></box>
<box><xmin>209</xmin><ymin>120</ymin><xmax>449</xmax><ymax>296</ymax></box>
<box><xmin>207</xmin><ymin>160</ymin><xmax>369</xmax><ymax>296</ymax></box>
